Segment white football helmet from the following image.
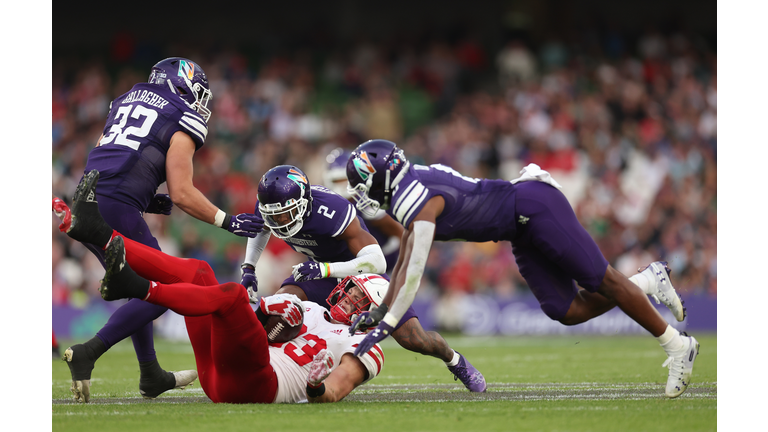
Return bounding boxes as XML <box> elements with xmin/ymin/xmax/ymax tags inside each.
<box><xmin>326</xmin><ymin>274</ymin><xmax>388</xmax><ymax>325</ymax></box>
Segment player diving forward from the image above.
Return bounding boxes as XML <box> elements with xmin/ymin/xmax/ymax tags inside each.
<box><xmin>57</xmin><ymin>57</ymin><xmax>263</xmax><ymax>401</ymax></box>
<box><xmin>324</xmin><ymin>148</ymin><xmax>403</xmax><ymax>274</ymax></box>
<box><xmin>53</xmin><ymin>171</ymin><xmax>387</xmax><ymax>404</ymax></box>
<box><xmin>346</xmin><ymin>139</ymin><xmax>699</xmax><ymax>399</ymax></box>
<box><xmin>239</xmin><ymin>164</ymin><xmax>487</xmax><ymax>392</ymax></box>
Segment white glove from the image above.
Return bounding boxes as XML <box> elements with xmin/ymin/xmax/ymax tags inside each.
<box><xmin>307</xmin><ymin>349</ymin><xmax>335</xmax><ymax>386</ymax></box>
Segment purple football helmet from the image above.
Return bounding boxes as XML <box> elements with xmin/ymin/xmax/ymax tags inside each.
<box><xmin>257</xmin><ymin>165</ymin><xmax>313</xmax><ymax>239</ymax></box>
<box><xmin>323</xmin><ymin>148</ymin><xmax>353</xmax><ymax>199</ymax></box>
<box><xmin>346</xmin><ymin>139</ymin><xmax>409</xmax><ymax>218</ymax></box>
<box><xmin>148</xmin><ymin>57</ymin><xmax>213</xmax><ymax>122</ymax></box>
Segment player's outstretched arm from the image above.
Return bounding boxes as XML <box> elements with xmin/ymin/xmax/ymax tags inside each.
<box><xmin>292</xmin><ymin>217</ymin><xmax>386</xmax><ymax>281</ymax></box>
<box><xmin>166</xmin><ymin>131</ymin><xmax>262</xmax><ymax>237</ymax></box>
<box><xmin>307</xmin><ymin>353</ymin><xmax>367</xmax><ymax>403</ymax></box>
<box><xmin>241</xmin><ymin>230</ymin><xmax>271</xmax><ymax>302</ymax></box>
<box><xmin>351</xmin><ymin>196</ymin><xmax>443</xmax><ymax>354</ymax></box>
<box><xmin>380</xmin><ymin>196</ymin><xmax>443</xmax><ymax>326</ymax></box>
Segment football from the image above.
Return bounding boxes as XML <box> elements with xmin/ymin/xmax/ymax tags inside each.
<box><xmin>264</xmin><ymin>313</ymin><xmax>303</xmax><ymax>343</ymax></box>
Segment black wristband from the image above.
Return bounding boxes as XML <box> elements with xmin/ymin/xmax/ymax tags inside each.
<box><xmin>306</xmin><ymin>382</ymin><xmax>326</xmax><ymax>398</ymax></box>
<box><xmin>371</xmin><ymin>303</ymin><xmax>388</xmax><ymax>321</ymax></box>
<box><xmin>220</xmin><ymin>213</ymin><xmax>232</xmax><ymax>230</ymax></box>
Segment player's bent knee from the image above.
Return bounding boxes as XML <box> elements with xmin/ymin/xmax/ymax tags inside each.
<box><xmin>193</xmin><ymin>259</ymin><xmax>217</xmax><ymax>285</ymax></box>
<box><xmin>597</xmin><ymin>266</ymin><xmax>624</xmax><ymax>298</ymax></box>
<box><xmin>558</xmin><ymin>315</ymin><xmax>582</xmax><ymax>326</ymax></box>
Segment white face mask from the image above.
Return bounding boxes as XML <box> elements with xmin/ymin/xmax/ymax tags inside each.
<box><xmin>348</xmin><ymin>182</ymin><xmax>381</xmax><ymax>219</ymax></box>
<box><xmin>259</xmin><ymin>198</ymin><xmax>308</xmax><ymax>239</ymax></box>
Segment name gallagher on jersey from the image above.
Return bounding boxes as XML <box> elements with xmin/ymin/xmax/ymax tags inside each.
<box><xmin>123</xmin><ymin>90</ymin><xmax>170</xmax><ymax>109</ymax></box>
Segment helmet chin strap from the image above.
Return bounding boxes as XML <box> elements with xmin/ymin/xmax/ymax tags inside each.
<box><xmin>381</xmin><ymin>169</ymin><xmax>391</xmax><ymax>209</ymax></box>
<box><xmin>382</xmin><ymin>160</ymin><xmax>409</xmax><ymax>208</ymax></box>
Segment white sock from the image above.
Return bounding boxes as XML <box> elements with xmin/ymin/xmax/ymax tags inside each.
<box><xmin>657</xmin><ymin>325</ymin><xmax>683</xmax><ymax>353</ymax></box>
<box><xmin>629</xmin><ymin>272</ymin><xmax>652</xmax><ymax>295</ymax></box>
<box><xmin>445</xmin><ymin>350</ymin><xmax>460</xmax><ymax>367</ymax></box>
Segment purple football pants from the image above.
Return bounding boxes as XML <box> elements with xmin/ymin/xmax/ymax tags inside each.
<box><xmin>83</xmin><ymin>194</ymin><xmax>167</xmax><ymax>362</ymax></box>
<box><xmin>511</xmin><ymin>181</ymin><xmax>609</xmax><ymax>320</ymax></box>
<box><xmin>280</xmin><ymin>274</ymin><xmax>419</xmax><ymax>330</ymax></box>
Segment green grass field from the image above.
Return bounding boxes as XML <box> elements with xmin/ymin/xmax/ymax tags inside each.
<box><xmin>53</xmin><ymin>333</ymin><xmax>717</xmax><ymax>432</ymax></box>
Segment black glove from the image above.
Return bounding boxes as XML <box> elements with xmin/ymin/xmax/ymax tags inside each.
<box><xmin>349</xmin><ymin>304</ymin><xmax>389</xmax><ymax>335</ymax></box>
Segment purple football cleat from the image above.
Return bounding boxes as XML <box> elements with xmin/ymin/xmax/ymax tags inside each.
<box><xmin>448</xmin><ymin>351</ymin><xmax>487</xmax><ymax>392</ymax></box>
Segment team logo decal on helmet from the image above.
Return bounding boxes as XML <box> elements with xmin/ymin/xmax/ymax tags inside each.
<box><xmin>287</xmin><ymin>168</ymin><xmax>308</xmax><ymax>188</ymax></box>
<box><xmin>178</xmin><ymin>60</ymin><xmax>195</xmax><ymax>80</ymax></box>
<box><xmin>388</xmin><ymin>153</ymin><xmax>404</xmax><ymax>171</ymax></box>
<box><xmin>353</xmin><ymin>151</ymin><xmax>377</xmax><ymax>181</ymax></box>
<box><xmin>148</xmin><ymin>57</ymin><xmax>213</xmax><ymax>122</ymax></box>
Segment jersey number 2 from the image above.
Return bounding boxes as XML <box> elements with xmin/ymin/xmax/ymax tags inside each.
<box><xmin>100</xmin><ymin>104</ymin><xmax>158</xmax><ymax>150</ymax></box>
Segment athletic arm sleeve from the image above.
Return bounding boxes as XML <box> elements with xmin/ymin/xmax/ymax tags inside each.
<box><xmin>243</xmin><ymin>230</ymin><xmax>271</xmax><ymax>266</ymax></box>
<box><xmin>383</xmin><ymin>220</ymin><xmax>434</xmax><ymax>326</ymax></box>
<box><xmin>326</xmin><ymin>244</ymin><xmax>386</xmax><ymax>278</ymax></box>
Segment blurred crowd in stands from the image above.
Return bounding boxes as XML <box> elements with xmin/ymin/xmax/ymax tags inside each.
<box><xmin>52</xmin><ymin>27</ymin><xmax>717</xmax><ymax>311</ymax></box>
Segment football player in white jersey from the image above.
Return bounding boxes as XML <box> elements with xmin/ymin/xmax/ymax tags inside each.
<box><xmin>53</xmin><ymin>176</ymin><xmax>387</xmax><ymax>404</ymax></box>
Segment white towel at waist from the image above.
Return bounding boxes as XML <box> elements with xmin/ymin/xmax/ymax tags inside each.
<box><xmin>509</xmin><ymin>163</ymin><xmax>563</xmax><ymax>189</ymax></box>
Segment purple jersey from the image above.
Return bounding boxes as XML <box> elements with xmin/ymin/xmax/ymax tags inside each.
<box><xmin>280</xmin><ymin>186</ymin><xmax>367</xmax><ymax>262</ymax></box>
<box><xmin>363</xmin><ymin>213</ymin><xmax>399</xmax><ymax>273</ymax></box>
<box><xmin>84</xmin><ymin>82</ymin><xmax>208</xmax><ymax>210</ymax></box>
<box><xmin>387</xmin><ymin>164</ymin><xmax>518</xmax><ymax>242</ymax></box>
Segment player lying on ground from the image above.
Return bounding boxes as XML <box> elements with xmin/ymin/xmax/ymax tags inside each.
<box><xmin>345</xmin><ymin>139</ymin><xmax>699</xmax><ymax>399</ymax></box>
<box><xmin>240</xmin><ymin>165</ymin><xmax>485</xmax><ymax>392</ymax></box>
<box><xmin>53</xmin><ymin>172</ymin><xmax>386</xmax><ymax>403</ymax></box>
<box><xmin>56</xmin><ymin>57</ymin><xmax>262</xmax><ymax>400</ymax></box>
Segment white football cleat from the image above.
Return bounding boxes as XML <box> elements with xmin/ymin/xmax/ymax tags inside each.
<box><xmin>662</xmin><ymin>333</ymin><xmax>699</xmax><ymax>398</ymax></box>
<box><xmin>140</xmin><ymin>370</ymin><xmax>198</xmax><ymax>399</ymax></box>
<box><xmin>172</xmin><ymin>370</ymin><xmax>198</xmax><ymax>390</ymax></box>
<box><xmin>639</xmin><ymin>261</ymin><xmax>686</xmax><ymax>322</ymax></box>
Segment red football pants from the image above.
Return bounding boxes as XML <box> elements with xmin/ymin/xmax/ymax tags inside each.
<box><xmin>118</xmin><ymin>233</ymin><xmax>278</xmax><ymax>403</ymax></box>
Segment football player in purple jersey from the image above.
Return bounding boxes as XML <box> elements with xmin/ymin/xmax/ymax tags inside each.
<box><xmin>346</xmin><ymin>139</ymin><xmax>698</xmax><ymax>399</ymax></box>
<box><xmin>239</xmin><ymin>165</ymin><xmax>487</xmax><ymax>392</ymax></box>
<box><xmin>59</xmin><ymin>58</ymin><xmax>263</xmax><ymax>402</ymax></box>
<box><xmin>323</xmin><ymin>148</ymin><xmax>403</xmax><ymax>274</ymax></box>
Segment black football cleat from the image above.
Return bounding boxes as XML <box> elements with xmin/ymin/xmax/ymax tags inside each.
<box><xmin>62</xmin><ymin>344</ymin><xmax>97</xmax><ymax>403</ymax></box>
<box><xmin>67</xmin><ymin>169</ymin><xmax>113</xmax><ymax>247</ymax></box>
<box><xmin>99</xmin><ymin>236</ymin><xmax>150</xmax><ymax>301</ymax></box>
<box><xmin>139</xmin><ymin>363</ymin><xmax>198</xmax><ymax>399</ymax></box>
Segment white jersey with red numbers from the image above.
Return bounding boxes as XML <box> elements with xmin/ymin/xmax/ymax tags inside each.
<box><xmin>268</xmin><ymin>301</ymin><xmax>385</xmax><ymax>403</ymax></box>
